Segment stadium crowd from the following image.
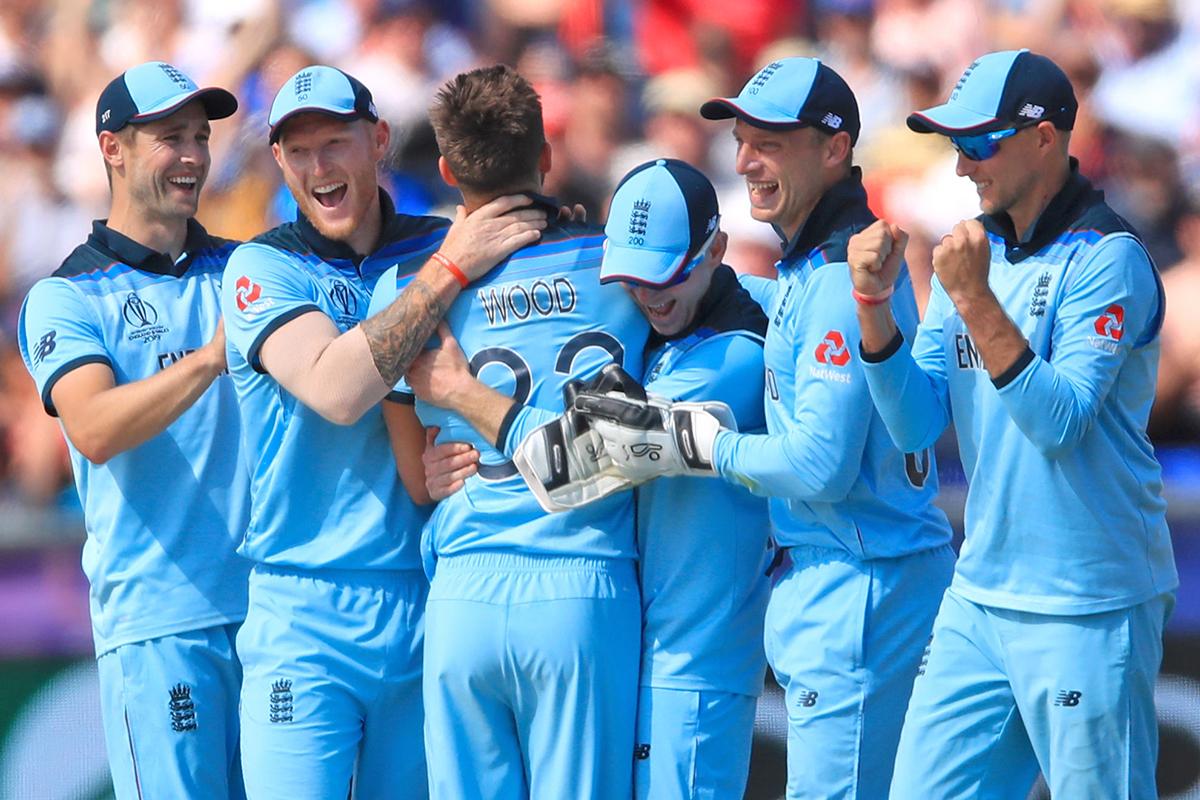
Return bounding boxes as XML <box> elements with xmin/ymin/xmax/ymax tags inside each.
<box><xmin>0</xmin><ymin>0</ymin><xmax>1197</xmax><ymax>521</ymax></box>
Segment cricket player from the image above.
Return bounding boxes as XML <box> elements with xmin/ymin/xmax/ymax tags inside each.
<box><xmin>18</xmin><ymin>61</ymin><xmax>248</xmax><ymax>798</ymax></box>
<box><xmin>418</xmin><ymin>158</ymin><xmax>773</xmax><ymax>798</ymax></box>
<box><xmin>574</xmin><ymin>57</ymin><xmax>956</xmax><ymax>799</ymax></box>
<box><xmin>848</xmin><ymin>49</ymin><xmax>1178</xmax><ymax>798</ymax></box>
<box><xmin>220</xmin><ymin>65</ymin><xmax>546</xmax><ymax>798</ymax></box>
<box><xmin>367</xmin><ymin>65</ymin><xmax>649</xmax><ymax>799</ymax></box>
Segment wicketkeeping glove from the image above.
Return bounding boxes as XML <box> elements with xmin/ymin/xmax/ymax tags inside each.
<box><xmin>571</xmin><ymin>390</ymin><xmax>737</xmax><ymax>483</ymax></box>
<box><xmin>513</xmin><ymin>364</ymin><xmax>646</xmax><ymax>513</ymax></box>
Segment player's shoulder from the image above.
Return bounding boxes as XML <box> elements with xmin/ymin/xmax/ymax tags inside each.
<box><xmin>51</xmin><ymin>240</ymin><xmax>118</xmax><ymax>281</ymax></box>
<box><xmin>525</xmin><ymin>219</ymin><xmax>606</xmax><ymax>257</ymax></box>
<box><xmin>247</xmin><ymin>220</ymin><xmax>308</xmax><ymax>255</ymax></box>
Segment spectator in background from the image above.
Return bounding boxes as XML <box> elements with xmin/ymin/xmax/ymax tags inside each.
<box><xmin>1152</xmin><ymin>199</ymin><xmax>1200</xmax><ymax>443</ymax></box>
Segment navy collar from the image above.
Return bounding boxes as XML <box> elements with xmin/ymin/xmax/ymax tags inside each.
<box><xmin>647</xmin><ymin>264</ymin><xmax>765</xmax><ymax>349</ymax></box>
<box><xmin>780</xmin><ymin>166</ymin><xmax>875</xmax><ymax>261</ymax></box>
<box><xmin>87</xmin><ymin>218</ymin><xmax>213</xmax><ymax>277</ymax></box>
<box><xmin>979</xmin><ymin>158</ymin><xmax>1101</xmax><ymax>263</ymax></box>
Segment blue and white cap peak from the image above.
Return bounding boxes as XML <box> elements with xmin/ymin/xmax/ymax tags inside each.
<box><xmin>601</xmin><ymin>158</ymin><xmax>719</xmax><ymax>288</ymax></box>
<box><xmin>95</xmin><ymin>61</ymin><xmax>237</xmax><ymax>135</ymax></box>
<box><xmin>908</xmin><ymin>50</ymin><xmax>1078</xmax><ymax>135</ymax></box>
<box><xmin>268</xmin><ymin>66</ymin><xmax>379</xmax><ymax>144</ymax></box>
<box><xmin>700</xmin><ymin>57</ymin><xmax>861</xmax><ymax>145</ymax></box>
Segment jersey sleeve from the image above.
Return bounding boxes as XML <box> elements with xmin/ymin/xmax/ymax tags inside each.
<box><xmin>993</xmin><ymin>234</ymin><xmax>1162</xmax><ymax>457</ymax></box>
<box><xmin>644</xmin><ymin>333</ymin><xmax>766</xmax><ymax>432</ymax></box>
<box><xmin>860</xmin><ymin>273</ymin><xmax>955</xmax><ymax>453</ymax></box>
<box><xmin>18</xmin><ymin>278</ymin><xmax>111</xmax><ymax>416</ymax></box>
<box><xmin>222</xmin><ymin>242</ymin><xmax>324</xmax><ymax>374</ymax></box>
<box><xmin>737</xmin><ymin>272</ymin><xmax>778</xmax><ymax>311</ymax></box>
<box><xmin>711</xmin><ymin>267</ymin><xmax>882</xmax><ymax>501</ymax></box>
<box><xmin>367</xmin><ymin>264</ymin><xmax>415</xmax><ymax>404</ymax></box>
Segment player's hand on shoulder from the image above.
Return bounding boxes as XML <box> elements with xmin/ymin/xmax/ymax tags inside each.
<box><xmin>932</xmin><ymin>219</ymin><xmax>992</xmax><ymax>303</ymax></box>
<box><xmin>439</xmin><ymin>195</ymin><xmax>548</xmax><ymax>281</ymax></box>
<box><xmin>423</xmin><ymin>426</ymin><xmax>478</xmax><ymax>501</ymax></box>
<box><xmin>848</xmin><ymin>219</ymin><xmax>908</xmax><ymax>295</ymax></box>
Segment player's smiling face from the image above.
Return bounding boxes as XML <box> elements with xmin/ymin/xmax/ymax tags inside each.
<box><xmin>954</xmin><ymin>125</ymin><xmax>1043</xmax><ymax>220</ymax></box>
<box><xmin>733</xmin><ymin>119</ymin><xmax>829</xmax><ymax>241</ymax></box>
<box><xmin>273</xmin><ymin>113</ymin><xmax>389</xmax><ymax>243</ymax></box>
<box><xmin>122</xmin><ymin>102</ymin><xmax>211</xmax><ymax>221</ymax></box>
<box><xmin>625</xmin><ymin>233</ymin><xmax>725</xmax><ymax>337</ymax></box>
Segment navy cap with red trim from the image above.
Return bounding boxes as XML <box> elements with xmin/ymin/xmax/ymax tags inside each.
<box><xmin>907</xmin><ymin>50</ymin><xmax>1078</xmax><ymax>136</ymax></box>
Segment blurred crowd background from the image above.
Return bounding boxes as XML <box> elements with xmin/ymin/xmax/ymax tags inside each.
<box><xmin>0</xmin><ymin>0</ymin><xmax>1197</xmax><ymax>528</ymax></box>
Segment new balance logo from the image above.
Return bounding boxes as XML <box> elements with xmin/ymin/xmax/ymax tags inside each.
<box><xmin>634</xmin><ymin>744</ymin><xmax>651</xmax><ymax>760</ymax></box>
<box><xmin>797</xmin><ymin>689</ymin><xmax>819</xmax><ymax>708</ymax></box>
<box><xmin>1054</xmin><ymin>690</ymin><xmax>1082</xmax><ymax>707</ymax></box>
<box><xmin>32</xmin><ymin>330</ymin><xmax>56</xmax><ymax>365</ymax></box>
<box><xmin>269</xmin><ymin>679</ymin><xmax>294</xmax><ymax>724</ymax></box>
<box><xmin>1019</xmin><ymin>103</ymin><xmax>1045</xmax><ymax>119</ymax></box>
<box><xmin>168</xmin><ymin>683</ymin><xmax>197</xmax><ymax>732</ymax></box>
<box><xmin>821</xmin><ymin>112</ymin><xmax>843</xmax><ymax>129</ymax></box>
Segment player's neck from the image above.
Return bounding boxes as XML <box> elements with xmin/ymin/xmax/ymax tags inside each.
<box><xmin>1010</xmin><ymin>157</ymin><xmax>1071</xmax><ymax>242</ymax></box>
<box><xmin>106</xmin><ymin>199</ymin><xmax>189</xmax><ymax>261</ymax></box>
<box><xmin>460</xmin><ymin>182</ymin><xmax>542</xmax><ymax>214</ymax></box>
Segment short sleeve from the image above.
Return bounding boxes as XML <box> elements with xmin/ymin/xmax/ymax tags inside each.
<box><xmin>221</xmin><ymin>243</ymin><xmax>322</xmax><ymax>373</ymax></box>
<box><xmin>18</xmin><ymin>278</ymin><xmax>112</xmax><ymax>416</ymax></box>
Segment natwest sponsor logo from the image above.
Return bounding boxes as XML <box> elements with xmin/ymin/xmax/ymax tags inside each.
<box><xmin>235</xmin><ymin>276</ymin><xmax>266</xmax><ymax>313</ymax></box>
<box><xmin>814</xmin><ymin>330</ymin><xmax>851</xmax><ymax>367</ymax></box>
<box><xmin>1094</xmin><ymin>304</ymin><xmax>1124</xmax><ymax>341</ymax></box>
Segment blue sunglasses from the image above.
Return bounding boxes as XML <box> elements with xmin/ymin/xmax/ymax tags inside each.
<box><xmin>950</xmin><ymin>126</ymin><xmax>1022</xmax><ymax>161</ymax></box>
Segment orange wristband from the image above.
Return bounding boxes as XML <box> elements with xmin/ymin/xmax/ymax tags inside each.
<box><xmin>431</xmin><ymin>251</ymin><xmax>469</xmax><ymax>288</ymax></box>
<box><xmin>852</xmin><ymin>285</ymin><xmax>895</xmax><ymax>306</ymax></box>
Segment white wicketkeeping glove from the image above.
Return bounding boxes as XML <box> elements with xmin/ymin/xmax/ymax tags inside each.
<box><xmin>513</xmin><ymin>364</ymin><xmax>645</xmax><ymax>513</ymax></box>
<box><xmin>571</xmin><ymin>390</ymin><xmax>737</xmax><ymax>483</ymax></box>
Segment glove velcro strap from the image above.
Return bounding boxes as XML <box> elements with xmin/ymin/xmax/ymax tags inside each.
<box><xmin>573</xmin><ymin>395</ymin><xmax>667</xmax><ymax>430</ymax></box>
<box><xmin>672</xmin><ymin>409</ymin><xmax>714</xmax><ymax>471</ymax></box>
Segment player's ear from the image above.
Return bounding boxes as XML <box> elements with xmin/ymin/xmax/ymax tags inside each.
<box><xmin>270</xmin><ymin>141</ymin><xmax>284</xmax><ymax>170</ymax></box>
<box><xmin>98</xmin><ymin>130</ymin><xmax>123</xmax><ymax>171</ymax></box>
<box><xmin>538</xmin><ymin>141</ymin><xmax>552</xmax><ymax>177</ymax></box>
<box><xmin>710</xmin><ymin>230</ymin><xmax>728</xmax><ymax>264</ymax></box>
<box><xmin>824</xmin><ymin>130</ymin><xmax>852</xmax><ymax>170</ymax></box>
<box><xmin>373</xmin><ymin>118</ymin><xmax>391</xmax><ymax>158</ymax></box>
<box><xmin>437</xmin><ymin>156</ymin><xmax>459</xmax><ymax>188</ymax></box>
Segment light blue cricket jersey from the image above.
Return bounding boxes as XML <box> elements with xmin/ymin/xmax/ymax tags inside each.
<box><xmin>222</xmin><ymin>191</ymin><xmax>443</xmax><ymax>571</ymax></box>
<box><xmin>635</xmin><ymin>266</ymin><xmax>772</xmax><ymax>698</ymax></box>
<box><xmin>711</xmin><ymin>170</ymin><xmax>952</xmax><ymax>559</ymax></box>
<box><xmin>861</xmin><ymin>163</ymin><xmax>1178</xmax><ymax>614</ymax></box>
<box><xmin>18</xmin><ymin>220</ymin><xmax>250</xmax><ymax>655</ymax></box>
<box><xmin>369</xmin><ymin>197</ymin><xmax>649</xmax><ymax>561</ymax></box>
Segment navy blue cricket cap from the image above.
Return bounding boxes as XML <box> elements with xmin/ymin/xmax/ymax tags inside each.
<box><xmin>700</xmin><ymin>57</ymin><xmax>861</xmax><ymax>145</ymax></box>
<box><xmin>268</xmin><ymin>66</ymin><xmax>378</xmax><ymax>144</ymax></box>
<box><xmin>600</xmin><ymin>158</ymin><xmax>720</xmax><ymax>288</ymax></box>
<box><xmin>95</xmin><ymin>61</ymin><xmax>237</xmax><ymax>136</ymax></box>
<box><xmin>908</xmin><ymin>50</ymin><xmax>1078</xmax><ymax>135</ymax></box>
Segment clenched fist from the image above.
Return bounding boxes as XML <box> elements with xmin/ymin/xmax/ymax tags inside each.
<box><xmin>932</xmin><ymin>220</ymin><xmax>992</xmax><ymax>304</ymax></box>
<box><xmin>848</xmin><ymin>220</ymin><xmax>908</xmax><ymax>296</ymax></box>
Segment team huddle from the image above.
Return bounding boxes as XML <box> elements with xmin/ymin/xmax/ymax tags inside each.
<box><xmin>16</xmin><ymin>46</ymin><xmax>1177</xmax><ymax>800</ymax></box>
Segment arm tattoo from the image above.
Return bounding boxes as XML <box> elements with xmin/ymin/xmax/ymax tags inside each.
<box><xmin>361</xmin><ymin>277</ymin><xmax>448</xmax><ymax>387</ymax></box>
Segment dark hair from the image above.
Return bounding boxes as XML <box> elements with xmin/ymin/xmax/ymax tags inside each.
<box><xmin>429</xmin><ymin>65</ymin><xmax>545</xmax><ymax>194</ymax></box>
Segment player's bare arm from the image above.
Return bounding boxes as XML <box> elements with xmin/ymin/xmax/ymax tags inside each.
<box><xmin>934</xmin><ymin>219</ymin><xmax>1029</xmax><ymax>379</ymax></box>
<box><xmin>405</xmin><ymin>322</ymin><xmax>515</xmax><ymax>444</ymax></box>
<box><xmin>50</xmin><ymin>319</ymin><xmax>227</xmax><ymax>464</ymax></box>
<box><xmin>382</xmin><ymin>402</ymin><xmax>434</xmax><ymax>505</ymax></box>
